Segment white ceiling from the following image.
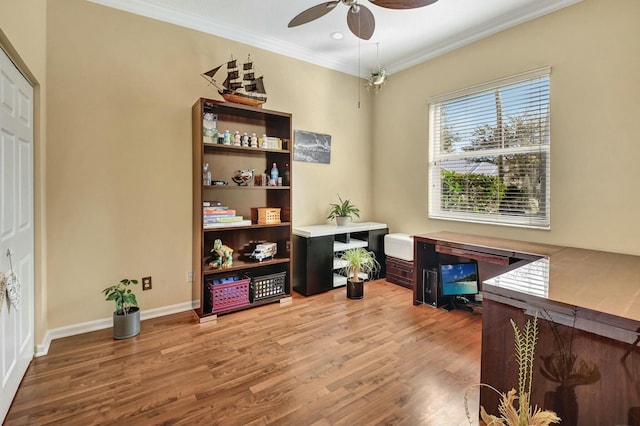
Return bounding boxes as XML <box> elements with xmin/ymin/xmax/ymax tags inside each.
<box><xmin>88</xmin><ymin>0</ymin><xmax>581</xmax><ymax>78</ymax></box>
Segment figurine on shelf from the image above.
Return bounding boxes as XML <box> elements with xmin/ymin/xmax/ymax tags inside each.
<box><xmin>231</xmin><ymin>169</ymin><xmax>255</xmax><ymax>186</ymax></box>
<box><xmin>202</xmin><ymin>112</ymin><xmax>218</xmax><ymax>144</ymax></box>
<box><xmin>233</xmin><ymin>131</ymin><xmax>241</xmax><ymax>146</ymax></box>
<box><xmin>203</xmin><ymin>163</ymin><xmax>212</xmax><ymax>186</ymax></box>
<box><xmin>209</xmin><ymin>239</ymin><xmax>233</xmax><ymax>269</ymax></box>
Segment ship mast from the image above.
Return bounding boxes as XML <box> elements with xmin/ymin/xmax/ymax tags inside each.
<box><xmin>201</xmin><ymin>54</ymin><xmax>267</xmax><ymax>106</ymax></box>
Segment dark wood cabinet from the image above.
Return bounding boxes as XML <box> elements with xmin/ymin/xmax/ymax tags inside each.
<box><xmin>481</xmin><ymin>298</ymin><xmax>640</xmax><ymax>426</ymax></box>
<box><xmin>385</xmin><ymin>256</ymin><xmax>413</xmax><ymax>289</ymax></box>
<box><xmin>413</xmin><ymin>232</ymin><xmax>640</xmax><ymax>424</ymax></box>
<box><xmin>293</xmin><ymin>235</ymin><xmax>334</xmax><ymax>296</ymax></box>
<box><xmin>293</xmin><ymin>223</ymin><xmax>388</xmax><ymax>296</ymax></box>
<box><xmin>192</xmin><ymin>99</ymin><xmax>293</xmax><ymax>321</ymax></box>
<box><xmin>413</xmin><ymin>236</ymin><xmax>525</xmax><ymax>307</ymax></box>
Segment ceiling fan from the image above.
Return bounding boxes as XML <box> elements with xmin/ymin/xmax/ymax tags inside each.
<box><xmin>288</xmin><ymin>0</ymin><xmax>439</xmax><ymax>40</ymax></box>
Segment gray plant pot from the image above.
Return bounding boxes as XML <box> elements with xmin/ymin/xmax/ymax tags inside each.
<box><xmin>113</xmin><ymin>306</ymin><xmax>140</xmax><ymax>340</ymax></box>
<box><xmin>336</xmin><ymin>216</ymin><xmax>349</xmax><ymax>226</ymax></box>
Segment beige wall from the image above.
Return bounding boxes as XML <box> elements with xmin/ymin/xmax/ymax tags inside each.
<box><xmin>45</xmin><ymin>0</ymin><xmax>374</xmax><ymax>329</ymax></box>
<box><xmin>372</xmin><ymin>0</ymin><xmax>640</xmax><ymax>255</ymax></box>
<box><xmin>0</xmin><ymin>0</ymin><xmax>48</xmax><ymax>343</ymax></box>
<box><xmin>4</xmin><ymin>0</ymin><xmax>638</xmax><ymax>338</ymax></box>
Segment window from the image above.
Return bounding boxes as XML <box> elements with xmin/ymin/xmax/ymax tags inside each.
<box><xmin>428</xmin><ymin>67</ymin><xmax>551</xmax><ymax>229</ymax></box>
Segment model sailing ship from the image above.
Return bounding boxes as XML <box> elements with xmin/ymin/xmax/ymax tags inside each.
<box><xmin>202</xmin><ymin>55</ymin><xmax>267</xmax><ymax>108</ymax></box>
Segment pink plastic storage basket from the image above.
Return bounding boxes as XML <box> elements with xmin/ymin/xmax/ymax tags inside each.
<box><xmin>207</xmin><ymin>273</ymin><xmax>250</xmax><ymax>313</ymax></box>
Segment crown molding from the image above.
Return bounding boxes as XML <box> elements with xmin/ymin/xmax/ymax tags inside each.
<box><xmin>87</xmin><ymin>0</ymin><xmax>353</xmax><ymax>74</ymax></box>
<box><xmin>387</xmin><ymin>0</ymin><xmax>583</xmax><ymax>74</ymax></box>
<box><xmin>88</xmin><ymin>0</ymin><xmax>582</xmax><ymax>77</ymax></box>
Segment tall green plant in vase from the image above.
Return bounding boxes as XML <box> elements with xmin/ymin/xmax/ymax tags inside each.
<box><xmin>339</xmin><ymin>247</ymin><xmax>380</xmax><ymax>299</ymax></box>
<box><xmin>102</xmin><ymin>278</ymin><xmax>141</xmax><ymax>339</ymax></box>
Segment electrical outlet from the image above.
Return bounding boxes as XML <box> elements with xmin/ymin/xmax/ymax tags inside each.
<box><xmin>142</xmin><ymin>276</ymin><xmax>152</xmax><ymax>291</ymax></box>
<box><xmin>187</xmin><ymin>271</ymin><xmax>193</xmax><ymax>283</ymax></box>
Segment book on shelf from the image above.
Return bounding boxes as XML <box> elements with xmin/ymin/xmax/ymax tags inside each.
<box><xmin>203</xmin><ymin>201</ymin><xmax>227</xmax><ymax>208</ymax></box>
<box><xmin>203</xmin><ymin>209</ymin><xmax>236</xmax><ymax>217</ymax></box>
<box><xmin>203</xmin><ymin>219</ymin><xmax>252</xmax><ymax>229</ymax></box>
<box><xmin>203</xmin><ymin>215</ymin><xmax>244</xmax><ymax>224</ymax></box>
<box><xmin>203</xmin><ymin>214</ymin><xmax>237</xmax><ymax>220</ymax></box>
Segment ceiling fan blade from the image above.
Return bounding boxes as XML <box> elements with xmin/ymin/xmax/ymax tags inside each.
<box><xmin>368</xmin><ymin>0</ymin><xmax>438</xmax><ymax>10</ymax></box>
<box><xmin>346</xmin><ymin>4</ymin><xmax>375</xmax><ymax>40</ymax></box>
<box><xmin>288</xmin><ymin>1</ymin><xmax>340</xmax><ymax>27</ymax></box>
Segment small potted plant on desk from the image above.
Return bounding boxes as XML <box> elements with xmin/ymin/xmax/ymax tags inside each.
<box><xmin>102</xmin><ymin>278</ymin><xmax>140</xmax><ymax>339</ymax></box>
<box><xmin>339</xmin><ymin>247</ymin><xmax>380</xmax><ymax>299</ymax></box>
<box><xmin>327</xmin><ymin>194</ymin><xmax>360</xmax><ymax>226</ymax></box>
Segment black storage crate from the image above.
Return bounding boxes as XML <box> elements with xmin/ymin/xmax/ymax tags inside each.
<box><xmin>246</xmin><ymin>270</ymin><xmax>286</xmax><ymax>302</ymax></box>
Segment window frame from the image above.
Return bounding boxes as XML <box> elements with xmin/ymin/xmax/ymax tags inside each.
<box><xmin>428</xmin><ymin>67</ymin><xmax>551</xmax><ymax>229</ymax></box>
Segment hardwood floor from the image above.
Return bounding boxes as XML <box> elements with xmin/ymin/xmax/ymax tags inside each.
<box><xmin>5</xmin><ymin>280</ymin><xmax>482</xmax><ymax>425</ymax></box>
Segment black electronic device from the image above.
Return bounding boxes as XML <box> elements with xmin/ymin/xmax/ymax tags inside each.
<box><xmin>439</xmin><ymin>261</ymin><xmax>479</xmax><ymax>296</ymax></box>
<box><xmin>423</xmin><ymin>269</ymin><xmax>443</xmax><ymax>308</ymax></box>
<box><xmin>439</xmin><ymin>261</ymin><xmax>479</xmax><ymax>311</ymax></box>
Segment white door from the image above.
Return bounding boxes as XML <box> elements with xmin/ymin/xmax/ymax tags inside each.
<box><xmin>0</xmin><ymin>47</ymin><xmax>34</xmax><ymax>422</ymax></box>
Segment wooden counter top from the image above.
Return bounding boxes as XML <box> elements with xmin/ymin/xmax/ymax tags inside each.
<box><xmin>418</xmin><ymin>233</ymin><xmax>640</xmax><ymax>422</ymax></box>
<box><xmin>414</xmin><ymin>231</ymin><xmax>564</xmax><ymax>258</ymax></box>
<box><xmin>414</xmin><ymin>232</ymin><xmax>640</xmax><ymax>336</ymax></box>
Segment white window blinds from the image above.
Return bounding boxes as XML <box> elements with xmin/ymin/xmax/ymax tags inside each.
<box><xmin>428</xmin><ymin>67</ymin><xmax>551</xmax><ymax>229</ymax></box>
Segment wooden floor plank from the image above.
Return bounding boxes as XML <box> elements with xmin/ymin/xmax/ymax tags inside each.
<box><xmin>5</xmin><ymin>280</ymin><xmax>481</xmax><ymax>425</ymax></box>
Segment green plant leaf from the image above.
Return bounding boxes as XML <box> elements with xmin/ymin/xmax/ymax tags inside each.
<box><xmin>327</xmin><ymin>194</ymin><xmax>360</xmax><ymax>220</ymax></box>
<box><xmin>103</xmin><ymin>278</ymin><xmax>139</xmax><ymax>312</ymax></box>
<box><xmin>339</xmin><ymin>247</ymin><xmax>380</xmax><ymax>282</ymax></box>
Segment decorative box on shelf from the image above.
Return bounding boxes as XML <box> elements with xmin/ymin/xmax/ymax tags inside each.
<box><xmin>251</xmin><ymin>207</ymin><xmax>281</xmax><ymax>224</ymax></box>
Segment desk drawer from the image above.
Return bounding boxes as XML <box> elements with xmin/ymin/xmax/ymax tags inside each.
<box><xmin>386</xmin><ymin>256</ymin><xmax>414</xmax><ymax>289</ymax></box>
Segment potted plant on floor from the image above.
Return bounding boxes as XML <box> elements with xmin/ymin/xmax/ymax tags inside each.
<box><xmin>339</xmin><ymin>247</ymin><xmax>380</xmax><ymax>299</ymax></box>
<box><xmin>102</xmin><ymin>278</ymin><xmax>140</xmax><ymax>339</ymax></box>
<box><xmin>327</xmin><ymin>194</ymin><xmax>360</xmax><ymax>226</ymax></box>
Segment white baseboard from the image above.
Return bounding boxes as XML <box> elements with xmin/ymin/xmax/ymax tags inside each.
<box><xmin>35</xmin><ymin>302</ymin><xmax>193</xmax><ymax>357</ymax></box>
